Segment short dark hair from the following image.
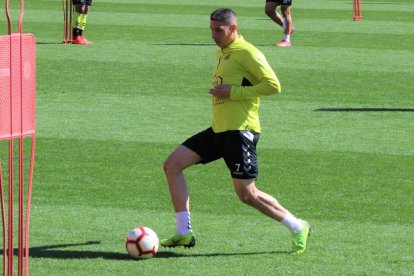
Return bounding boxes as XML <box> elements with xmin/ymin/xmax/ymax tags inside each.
<box><xmin>210</xmin><ymin>8</ymin><xmax>237</xmax><ymax>25</ymax></box>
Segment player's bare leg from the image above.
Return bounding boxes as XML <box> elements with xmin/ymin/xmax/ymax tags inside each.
<box><xmin>281</xmin><ymin>5</ymin><xmax>293</xmax><ymax>35</ymax></box>
<box><xmin>161</xmin><ymin>145</ymin><xmax>200</xmax><ymax>248</ymax></box>
<box><xmin>265</xmin><ymin>2</ymin><xmax>284</xmax><ymax>28</ymax></box>
<box><xmin>276</xmin><ymin>5</ymin><xmax>293</xmax><ymax>47</ymax></box>
<box><xmin>232</xmin><ymin>178</ymin><xmax>310</xmax><ymax>254</ymax></box>
<box><xmin>72</xmin><ymin>4</ymin><xmax>92</xmax><ymax>45</ymax></box>
<box><xmin>232</xmin><ymin>178</ymin><xmax>288</xmax><ymax>220</ymax></box>
<box><xmin>164</xmin><ymin>145</ymin><xmax>200</xmax><ymax>212</ymax></box>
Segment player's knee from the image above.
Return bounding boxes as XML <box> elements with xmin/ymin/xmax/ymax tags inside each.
<box><xmin>163</xmin><ymin>158</ymin><xmax>175</xmax><ymax>176</ymax></box>
<box><xmin>163</xmin><ymin>157</ymin><xmax>182</xmax><ymax>177</ymax></box>
<box><xmin>236</xmin><ymin>190</ymin><xmax>257</xmax><ymax>206</ymax></box>
<box><xmin>239</xmin><ymin>195</ymin><xmax>252</xmax><ymax>205</ymax></box>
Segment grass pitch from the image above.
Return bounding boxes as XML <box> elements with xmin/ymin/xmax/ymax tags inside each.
<box><xmin>0</xmin><ymin>0</ymin><xmax>413</xmax><ymax>274</ymax></box>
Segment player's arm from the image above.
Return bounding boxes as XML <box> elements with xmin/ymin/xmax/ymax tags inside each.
<box><xmin>230</xmin><ymin>52</ymin><xmax>281</xmax><ymax>100</ymax></box>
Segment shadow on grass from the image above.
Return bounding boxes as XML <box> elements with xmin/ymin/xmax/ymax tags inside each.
<box><xmin>153</xmin><ymin>43</ymin><xmax>273</xmax><ymax>47</ymax></box>
<box><xmin>23</xmin><ymin>241</ymin><xmax>287</xmax><ymax>261</ymax></box>
<box><xmin>314</xmin><ymin>108</ymin><xmax>414</xmax><ymax>112</ymax></box>
<box><xmin>36</xmin><ymin>41</ymin><xmax>66</xmax><ymax>45</ymax></box>
<box><xmin>157</xmin><ymin>250</ymin><xmax>288</xmax><ymax>259</ymax></box>
<box><xmin>153</xmin><ymin>43</ymin><xmax>215</xmax><ymax>46</ymax></box>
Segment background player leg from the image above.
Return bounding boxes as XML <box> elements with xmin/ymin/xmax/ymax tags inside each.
<box><xmin>265</xmin><ymin>2</ymin><xmax>284</xmax><ymax>29</ymax></box>
<box><xmin>72</xmin><ymin>3</ymin><xmax>92</xmax><ymax>45</ymax></box>
<box><xmin>276</xmin><ymin>5</ymin><xmax>293</xmax><ymax>47</ymax></box>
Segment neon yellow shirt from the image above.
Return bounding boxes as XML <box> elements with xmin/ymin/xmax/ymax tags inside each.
<box><xmin>211</xmin><ymin>36</ymin><xmax>281</xmax><ymax>133</ymax></box>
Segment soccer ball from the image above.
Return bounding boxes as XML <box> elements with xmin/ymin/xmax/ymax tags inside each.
<box><xmin>125</xmin><ymin>226</ymin><xmax>159</xmax><ymax>259</ymax></box>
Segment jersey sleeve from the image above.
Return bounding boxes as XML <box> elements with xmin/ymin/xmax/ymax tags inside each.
<box><xmin>230</xmin><ymin>50</ymin><xmax>281</xmax><ymax>100</ymax></box>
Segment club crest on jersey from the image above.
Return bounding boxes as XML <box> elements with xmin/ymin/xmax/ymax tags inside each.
<box><xmin>212</xmin><ymin>75</ymin><xmax>223</xmax><ymax>86</ymax></box>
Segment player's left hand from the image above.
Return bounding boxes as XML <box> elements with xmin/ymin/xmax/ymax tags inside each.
<box><xmin>209</xmin><ymin>84</ymin><xmax>231</xmax><ymax>99</ymax></box>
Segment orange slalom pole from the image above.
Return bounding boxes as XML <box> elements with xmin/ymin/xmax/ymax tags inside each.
<box><xmin>0</xmin><ymin>163</ymin><xmax>6</xmax><ymax>276</ymax></box>
<box><xmin>8</xmin><ymin>140</ymin><xmax>14</xmax><ymax>276</ymax></box>
<box><xmin>24</xmin><ymin>135</ymin><xmax>36</xmax><ymax>275</ymax></box>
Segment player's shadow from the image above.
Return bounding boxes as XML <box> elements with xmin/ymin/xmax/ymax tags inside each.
<box><xmin>25</xmin><ymin>242</ymin><xmax>287</xmax><ymax>261</ymax></box>
<box><xmin>158</xmin><ymin>250</ymin><xmax>288</xmax><ymax>259</ymax></box>
<box><xmin>314</xmin><ymin>108</ymin><xmax>414</xmax><ymax>112</ymax></box>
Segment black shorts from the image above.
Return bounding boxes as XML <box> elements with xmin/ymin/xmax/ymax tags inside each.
<box><xmin>266</xmin><ymin>0</ymin><xmax>292</xmax><ymax>5</ymax></box>
<box><xmin>73</xmin><ymin>0</ymin><xmax>93</xmax><ymax>6</ymax></box>
<box><xmin>182</xmin><ymin>127</ymin><xmax>260</xmax><ymax>179</ymax></box>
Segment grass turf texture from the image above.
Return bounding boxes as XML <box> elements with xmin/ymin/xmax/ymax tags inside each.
<box><xmin>1</xmin><ymin>0</ymin><xmax>413</xmax><ymax>274</ymax></box>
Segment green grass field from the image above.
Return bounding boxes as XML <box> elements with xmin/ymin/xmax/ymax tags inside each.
<box><xmin>1</xmin><ymin>0</ymin><xmax>413</xmax><ymax>274</ymax></box>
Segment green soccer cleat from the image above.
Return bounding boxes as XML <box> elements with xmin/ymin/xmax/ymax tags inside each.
<box><xmin>290</xmin><ymin>220</ymin><xmax>311</xmax><ymax>255</ymax></box>
<box><xmin>160</xmin><ymin>232</ymin><xmax>195</xmax><ymax>248</ymax></box>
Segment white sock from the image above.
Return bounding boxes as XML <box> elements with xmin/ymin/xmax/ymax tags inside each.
<box><xmin>282</xmin><ymin>17</ymin><xmax>286</xmax><ymax>30</ymax></box>
<box><xmin>176</xmin><ymin>211</ymin><xmax>192</xmax><ymax>234</ymax></box>
<box><xmin>281</xmin><ymin>212</ymin><xmax>303</xmax><ymax>233</ymax></box>
<box><xmin>283</xmin><ymin>34</ymin><xmax>290</xmax><ymax>42</ymax></box>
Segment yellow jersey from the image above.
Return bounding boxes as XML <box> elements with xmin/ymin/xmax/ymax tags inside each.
<box><xmin>211</xmin><ymin>36</ymin><xmax>281</xmax><ymax>133</ymax></box>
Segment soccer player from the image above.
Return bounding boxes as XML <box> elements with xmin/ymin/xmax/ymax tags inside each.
<box><xmin>265</xmin><ymin>0</ymin><xmax>294</xmax><ymax>47</ymax></box>
<box><xmin>161</xmin><ymin>8</ymin><xmax>310</xmax><ymax>255</ymax></box>
<box><xmin>72</xmin><ymin>0</ymin><xmax>93</xmax><ymax>45</ymax></box>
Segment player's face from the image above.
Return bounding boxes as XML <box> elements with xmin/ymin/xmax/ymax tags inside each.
<box><xmin>210</xmin><ymin>20</ymin><xmax>234</xmax><ymax>48</ymax></box>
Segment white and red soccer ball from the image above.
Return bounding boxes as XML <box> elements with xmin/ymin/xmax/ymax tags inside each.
<box><xmin>125</xmin><ymin>226</ymin><xmax>159</xmax><ymax>259</ymax></box>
